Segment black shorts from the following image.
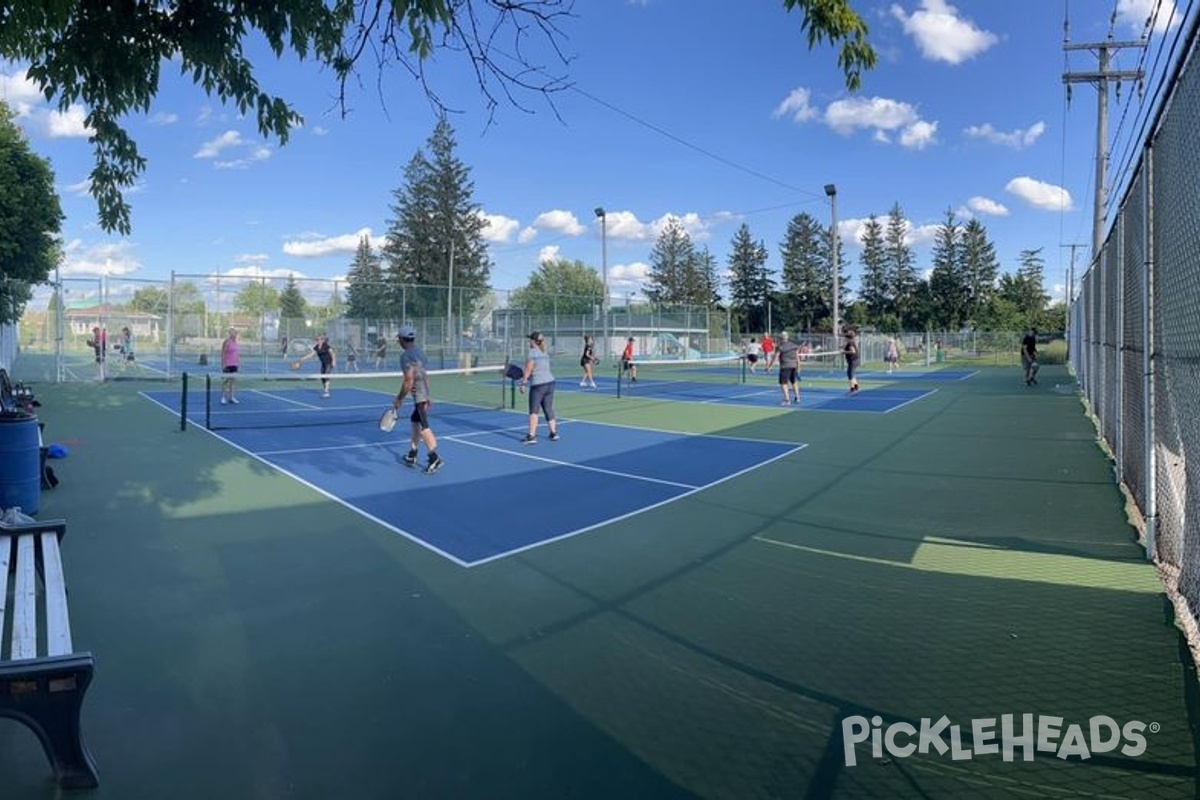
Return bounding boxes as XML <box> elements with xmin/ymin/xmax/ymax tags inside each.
<box><xmin>580</xmin><ymin>357</ymin><xmax>591</xmax><ymax>368</ymax></box>
<box><xmin>778</xmin><ymin>367</ymin><xmax>798</xmax><ymax>385</ymax></box>
<box><xmin>622</xmin><ymin>359</ymin><xmax>634</xmax><ymax>371</ymax></box>
<box><xmin>320</xmin><ymin>362</ymin><xmax>333</xmax><ymax>375</ymax></box>
<box><xmin>409</xmin><ymin>401</ymin><xmax>430</xmax><ymax>430</ymax></box>
<box><xmin>747</xmin><ymin>354</ymin><xmax>759</xmax><ymax>364</ymax></box>
<box><xmin>223</xmin><ymin>365</ymin><xmax>238</xmax><ymax>374</ymax></box>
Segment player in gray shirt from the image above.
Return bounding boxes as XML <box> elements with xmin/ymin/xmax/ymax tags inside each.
<box><xmin>769</xmin><ymin>331</ymin><xmax>802</xmax><ymax>406</ymax></box>
<box><xmin>393</xmin><ymin>324</ymin><xmax>443</xmax><ymax>474</ymax></box>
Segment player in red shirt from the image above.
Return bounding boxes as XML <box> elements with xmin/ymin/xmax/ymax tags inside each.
<box><xmin>621</xmin><ymin>337</ymin><xmax>638</xmax><ymax>382</ymax></box>
<box><xmin>760</xmin><ymin>332</ymin><xmax>775</xmax><ymax>372</ymax></box>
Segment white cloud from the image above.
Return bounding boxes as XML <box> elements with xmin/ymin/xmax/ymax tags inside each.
<box><xmin>608</xmin><ymin>262</ymin><xmax>651</xmax><ymax>292</ymax></box>
<box><xmin>517</xmin><ymin>226</ymin><xmax>538</xmax><ymax>245</ymax></box>
<box><xmin>215</xmin><ymin>145</ymin><xmax>272</xmax><ymax>170</ymax></box>
<box><xmin>899</xmin><ymin>119</ymin><xmax>938</xmax><ymax>149</ymax></box>
<box><xmin>530</xmin><ymin>210</ymin><xmax>586</xmax><ymax>236</ymax></box>
<box><xmin>149</xmin><ymin>112</ymin><xmax>179</xmax><ymax>126</ymax></box>
<box><xmin>0</xmin><ymin>68</ymin><xmax>42</xmax><ymax>110</ymax></box>
<box><xmin>822</xmin><ymin>96</ymin><xmax>937</xmax><ymax>149</ymax></box>
<box><xmin>59</xmin><ymin>239</ymin><xmax>141</xmax><ymax>277</ymax></box>
<box><xmin>648</xmin><ymin>212</ymin><xmax>711</xmax><ymax>241</ymax></box>
<box><xmin>967</xmin><ymin>196</ymin><xmax>1009</xmax><ymax>216</ymax></box>
<box><xmin>195</xmin><ymin>130</ymin><xmax>244</xmax><ymax>159</ymax></box>
<box><xmin>603</xmin><ymin>210</ymin><xmax>650</xmax><ymax>241</ymax></box>
<box><xmin>890</xmin><ymin>0</ymin><xmax>998</xmax><ymax>64</ymax></box>
<box><xmin>538</xmin><ymin>245</ymin><xmax>562</xmax><ymax>264</ymax></box>
<box><xmin>1005</xmin><ymin>176</ymin><xmax>1073</xmax><ymax>211</ymax></box>
<box><xmin>311</xmin><ymin>125</ymin><xmax>329</xmax><ymax>136</ymax></box>
<box><xmin>964</xmin><ymin>121</ymin><xmax>1045</xmax><ymax>148</ymax></box>
<box><xmin>480</xmin><ymin>213</ymin><xmax>519</xmax><ymax>243</ymax></box>
<box><xmin>772</xmin><ymin>88</ymin><xmax>818</xmax><ymax>123</ymax></box>
<box><xmin>282</xmin><ymin>227</ymin><xmax>384</xmax><ymax>258</ymax></box>
<box><xmin>63</xmin><ymin>178</ymin><xmax>92</xmax><ymax>197</ymax></box>
<box><xmin>1116</xmin><ymin>0</ymin><xmax>1179</xmax><ymax>34</ymax></box>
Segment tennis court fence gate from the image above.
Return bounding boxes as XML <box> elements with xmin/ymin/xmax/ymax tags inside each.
<box><xmin>1069</xmin><ymin>16</ymin><xmax>1200</xmax><ymax>654</ymax></box>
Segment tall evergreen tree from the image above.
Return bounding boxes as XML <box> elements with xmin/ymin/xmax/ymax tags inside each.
<box><xmin>692</xmin><ymin>246</ymin><xmax>722</xmax><ymax>307</ymax></box>
<box><xmin>883</xmin><ymin>203</ymin><xmax>919</xmax><ymax>328</ymax></box>
<box><xmin>928</xmin><ymin>208</ymin><xmax>968</xmax><ymax>329</ymax></box>
<box><xmin>1016</xmin><ymin>247</ymin><xmax>1049</xmax><ymax>319</ymax></box>
<box><xmin>727</xmin><ymin>223</ymin><xmax>773</xmax><ymax>333</ymax></box>
<box><xmin>645</xmin><ymin>217</ymin><xmax>697</xmax><ymax>305</ymax></box>
<box><xmin>279</xmin><ymin>276</ymin><xmax>308</xmax><ymax>321</ymax></box>
<box><xmin>346</xmin><ymin>234</ymin><xmax>386</xmax><ymax>321</ymax></box>
<box><xmin>382</xmin><ymin>116</ymin><xmax>491</xmax><ymax>324</ymax></box>
<box><xmin>778</xmin><ymin>212</ymin><xmax>827</xmax><ymax>332</ymax></box>
<box><xmin>959</xmin><ymin>218</ymin><xmax>998</xmax><ymax>326</ymax></box>
<box><xmin>857</xmin><ymin>215</ymin><xmax>888</xmax><ymax>323</ymax></box>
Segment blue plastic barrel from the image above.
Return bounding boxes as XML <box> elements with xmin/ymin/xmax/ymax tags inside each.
<box><xmin>0</xmin><ymin>413</ymin><xmax>41</xmax><ymax>515</ymax></box>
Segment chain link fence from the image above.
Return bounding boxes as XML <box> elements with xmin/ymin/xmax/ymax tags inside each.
<box><xmin>1070</xmin><ymin>18</ymin><xmax>1200</xmax><ymax>655</ymax></box>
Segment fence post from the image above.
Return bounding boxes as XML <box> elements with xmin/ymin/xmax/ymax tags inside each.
<box><xmin>1142</xmin><ymin>146</ymin><xmax>1157</xmax><ymax>562</ymax></box>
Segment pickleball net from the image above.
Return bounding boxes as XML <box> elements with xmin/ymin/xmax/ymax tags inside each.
<box><xmin>185</xmin><ymin>364</ymin><xmax>518</xmax><ymax>430</ymax></box>
<box><xmin>614</xmin><ymin>350</ymin><xmax>848</xmax><ymax>400</ymax></box>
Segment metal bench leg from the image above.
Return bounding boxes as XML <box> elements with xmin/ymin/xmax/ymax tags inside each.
<box><xmin>0</xmin><ymin>655</ymin><xmax>99</xmax><ymax>789</ymax></box>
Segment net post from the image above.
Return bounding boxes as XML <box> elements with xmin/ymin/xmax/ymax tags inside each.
<box><xmin>180</xmin><ymin>372</ymin><xmax>188</xmax><ymax>432</ymax></box>
<box><xmin>741</xmin><ymin>354</ymin><xmax>747</xmax><ymax>384</ymax></box>
<box><xmin>205</xmin><ymin>372</ymin><xmax>212</xmax><ymax>430</ymax></box>
<box><xmin>616</xmin><ymin>361</ymin><xmax>623</xmax><ymax>398</ymax></box>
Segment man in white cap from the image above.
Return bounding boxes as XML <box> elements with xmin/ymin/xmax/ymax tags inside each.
<box><xmin>392</xmin><ymin>324</ymin><xmax>443</xmax><ymax>474</ymax></box>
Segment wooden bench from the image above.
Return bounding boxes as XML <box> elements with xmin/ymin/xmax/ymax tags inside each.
<box><xmin>0</xmin><ymin>518</ymin><xmax>98</xmax><ymax>789</ymax></box>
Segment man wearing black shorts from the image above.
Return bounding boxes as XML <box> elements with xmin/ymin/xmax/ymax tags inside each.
<box><xmin>770</xmin><ymin>331</ymin><xmax>802</xmax><ymax>405</ymax></box>
<box><xmin>393</xmin><ymin>325</ymin><xmax>442</xmax><ymax>474</ymax></box>
<box><xmin>843</xmin><ymin>328</ymin><xmax>860</xmax><ymax>394</ymax></box>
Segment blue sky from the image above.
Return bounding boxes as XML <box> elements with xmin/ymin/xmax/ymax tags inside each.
<box><xmin>0</xmin><ymin>0</ymin><xmax>1186</xmax><ymax>309</ymax></box>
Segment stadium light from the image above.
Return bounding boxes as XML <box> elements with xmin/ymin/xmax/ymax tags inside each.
<box><xmin>595</xmin><ymin>207</ymin><xmax>608</xmax><ymax>360</ymax></box>
<box><xmin>824</xmin><ymin>184</ymin><xmax>840</xmax><ymax>341</ymax></box>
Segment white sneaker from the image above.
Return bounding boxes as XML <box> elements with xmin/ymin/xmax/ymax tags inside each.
<box><xmin>321</xmin><ymin>391</ymin><xmax>331</xmax><ymax>398</ymax></box>
<box><xmin>230</xmin><ymin>397</ymin><xmax>239</xmax><ymax>404</ymax></box>
<box><xmin>220</xmin><ymin>397</ymin><xmax>227</xmax><ymax>405</ymax></box>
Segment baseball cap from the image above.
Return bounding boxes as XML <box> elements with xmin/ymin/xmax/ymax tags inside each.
<box><xmin>397</xmin><ymin>324</ymin><xmax>416</xmax><ymax>341</ymax></box>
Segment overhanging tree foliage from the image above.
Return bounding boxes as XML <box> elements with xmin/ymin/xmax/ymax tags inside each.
<box><xmin>0</xmin><ymin>2</ymin><xmax>876</xmax><ymax>234</ymax></box>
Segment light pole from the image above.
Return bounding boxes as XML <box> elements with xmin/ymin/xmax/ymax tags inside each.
<box><xmin>595</xmin><ymin>207</ymin><xmax>607</xmax><ymax>360</ymax></box>
<box><xmin>446</xmin><ymin>237</ymin><xmax>455</xmax><ymax>351</ymax></box>
<box><xmin>824</xmin><ymin>184</ymin><xmax>840</xmax><ymax>343</ymax></box>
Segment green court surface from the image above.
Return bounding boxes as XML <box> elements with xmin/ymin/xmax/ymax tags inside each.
<box><xmin>2</xmin><ymin>362</ymin><xmax>1197</xmax><ymax>799</ymax></box>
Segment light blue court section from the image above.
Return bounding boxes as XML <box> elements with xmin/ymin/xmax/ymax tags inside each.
<box><xmin>142</xmin><ymin>389</ymin><xmax>803</xmax><ymax>566</ymax></box>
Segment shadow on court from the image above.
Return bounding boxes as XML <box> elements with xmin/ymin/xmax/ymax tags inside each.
<box><xmin>3</xmin><ymin>364</ymin><xmax>1197</xmax><ymax>798</ymax></box>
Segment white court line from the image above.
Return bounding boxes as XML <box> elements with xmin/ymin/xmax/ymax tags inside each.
<box><xmin>881</xmin><ymin>387</ymin><xmax>939</xmax><ymax>414</ymax></box>
<box><xmin>143</xmin><ymin>389</ymin><xmax>810</xmax><ymax>568</ymax></box>
<box><xmin>466</xmin><ymin>441</ymin><xmax>808</xmax><ymax>567</ymax></box>
<box><xmin>444</xmin><ymin>435</ymin><xmax>700</xmax><ymax>490</ymax></box>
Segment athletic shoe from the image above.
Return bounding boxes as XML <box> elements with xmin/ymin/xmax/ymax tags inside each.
<box><xmin>321</xmin><ymin>391</ymin><xmax>331</xmax><ymax>398</ymax></box>
<box><xmin>220</xmin><ymin>397</ymin><xmax>227</xmax><ymax>405</ymax></box>
<box><xmin>549</xmin><ymin>431</ymin><xmax>560</xmax><ymax>441</ymax></box>
<box><xmin>423</xmin><ymin>457</ymin><xmax>443</xmax><ymax>475</ymax></box>
<box><xmin>403</xmin><ymin>451</ymin><xmax>418</xmax><ymax>468</ymax></box>
<box><xmin>230</xmin><ymin>397</ymin><xmax>239</xmax><ymax>404</ymax></box>
<box><xmin>521</xmin><ymin>435</ymin><xmax>537</xmax><ymax>445</ymax></box>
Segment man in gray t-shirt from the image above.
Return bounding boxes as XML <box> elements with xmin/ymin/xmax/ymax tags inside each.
<box><xmin>393</xmin><ymin>325</ymin><xmax>443</xmax><ymax>474</ymax></box>
<box><xmin>769</xmin><ymin>331</ymin><xmax>802</xmax><ymax>406</ymax></box>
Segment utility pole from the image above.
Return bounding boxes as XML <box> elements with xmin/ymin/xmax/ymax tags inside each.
<box><xmin>1061</xmin><ymin>242</ymin><xmax>1085</xmax><ymax>362</ymax></box>
<box><xmin>1063</xmin><ymin>35</ymin><xmax>1145</xmax><ymax>262</ymax></box>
